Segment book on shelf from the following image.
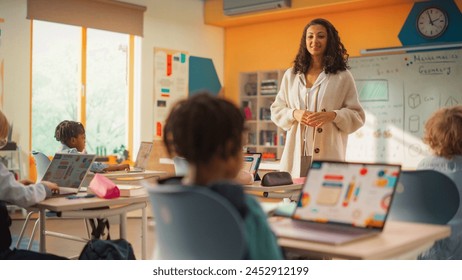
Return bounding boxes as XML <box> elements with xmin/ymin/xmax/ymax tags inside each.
<box><xmin>242</xmin><ymin>100</ymin><xmax>253</xmax><ymax>120</ymax></box>
<box><xmin>260</xmin><ymin>79</ymin><xmax>278</xmax><ymax>95</ymax></box>
<box><xmin>259</xmin><ymin>130</ymin><xmax>278</xmax><ymax>146</ymax></box>
<box><xmin>260</xmin><ymin>107</ymin><xmax>271</xmax><ymax>120</ymax></box>
<box><xmin>248</xmin><ymin>132</ymin><xmax>256</xmax><ymax>145</ymax></box>
<box><xmin>117</xmin><ymin>185</ymin><xmax>147</xmax><ymax>197</ymax></box>
<box><xmin>260</xmin><ymin>89</ymin><xmax>278</xmax><ymax>95</ymax></box>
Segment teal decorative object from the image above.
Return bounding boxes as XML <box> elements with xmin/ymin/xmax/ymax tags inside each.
<box><xmin>189</xmin><ymin>56</ymin><xmax>222</xmax><ymax>96</ymax></box>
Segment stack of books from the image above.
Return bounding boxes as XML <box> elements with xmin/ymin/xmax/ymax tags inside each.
<box><xmin>260</xmin><ymin>79</ymin><xmax>278</xmax><ymax>95</ymax></box>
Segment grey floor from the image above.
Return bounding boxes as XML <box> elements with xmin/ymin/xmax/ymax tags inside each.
<box><xmin>9</xmin><ymin>214</ymin><xmax>156</xmax><ymax>260</ymax></box>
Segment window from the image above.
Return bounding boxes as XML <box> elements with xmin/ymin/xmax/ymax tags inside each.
<box><xmin>31</xmin><ymin>21</ymin><xmax>80</xmax><ymax>155</ymax></box>
<box><xmin>86</xmin><ymin>29</ymin><xmax>129</xmax><ymax>154</ymax></box>
<box><xmin>32</xmin><ymin>20</ymin><xmax>133</xmax><ymax>156</ymax></box>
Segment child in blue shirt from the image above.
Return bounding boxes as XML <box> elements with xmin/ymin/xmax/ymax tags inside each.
<box><xmin>54</xmin><ymin>120</ymin><xmax>129</xmax><ymax>173</ymax></box>
<box><xmin>161</xmin><ymin>92</ymin><xmax>283</xmax><ymax>259</ymax></box>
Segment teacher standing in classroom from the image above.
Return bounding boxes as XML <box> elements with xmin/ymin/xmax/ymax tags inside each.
<box><xmin>271</xmin><ymin>18</ymin><xmax>365</xmax><ymax>178</ymax></box>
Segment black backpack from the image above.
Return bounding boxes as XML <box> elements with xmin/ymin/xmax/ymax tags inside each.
<box><xmin>78</xmin><ymin>239</ymin><xmax>136</xmax><ymax>260</ymax></box>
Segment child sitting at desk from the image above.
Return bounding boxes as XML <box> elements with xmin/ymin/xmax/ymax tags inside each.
<box><xmin>161</xmin><ymin>92</ymin><xmax>283</xmax><ymax>259</ymax></box>
<box><xmin>54</xmin><ymin>120</ymin><xmax>129</xmax><ymax>173</ymax></box>
<box><xmin>417</xmin><ymin>105</ymin><xmax>462</xmax><ymax>260</ymax></box>
<box><xmin>0</xmin><ymin>109</ymin><xmax>66</xmax><ymax>260</ymax></box>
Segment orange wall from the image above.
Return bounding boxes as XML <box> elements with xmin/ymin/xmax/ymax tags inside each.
<box><xmin>223</xmin><ymin>1</ymin><xmax>462</xmax><ymax>102</ymax></box>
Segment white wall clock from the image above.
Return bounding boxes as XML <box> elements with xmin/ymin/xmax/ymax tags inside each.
<box><xmin>416</xmin><ymin>7</ymin><xmax>449</xmax><ymax>39</ymax></box>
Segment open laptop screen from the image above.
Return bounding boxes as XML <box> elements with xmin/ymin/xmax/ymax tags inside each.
<box><xmin>134</xmin><ymin>141</ymin><xmax>153</xmax><ymax>169</ymax></box>
<box><xmin>242</xmin><ymin>153</ymin><xmax>262</xmax><ymax>180</ymax></box>
<box><xmin>294</xmin><ymin>161</ymin><xmax>401</xmax><ymax>229</ymax></box>
<box><xmin>41</xmin><ymin>153</ymin><xmax>95</xmax><ymax>189</ymax></box>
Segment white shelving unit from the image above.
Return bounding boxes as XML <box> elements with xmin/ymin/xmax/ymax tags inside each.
<box><xmin>0</xmin><ymin>144</ymin><xmax>22</xmax><ymax>179</ymax></box>
<box><xmin>239</xmin><ymin>70</ymin><xmax>285</xmax><ymax>160</ymax></box>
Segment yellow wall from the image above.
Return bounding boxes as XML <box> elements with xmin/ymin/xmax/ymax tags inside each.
<box><xmin>218</xmin><ymin>0</ymin><xmax>462</xmax><ymax>102</ymax></box>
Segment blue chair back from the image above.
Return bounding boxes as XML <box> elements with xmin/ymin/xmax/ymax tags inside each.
<box><xmin>435</xmin><ymin>170</ymin><xmax>462</xmax><ymax>224</ymax></box>
<box><xmin>31</xmin><ymin>151</ymin><xmax>51</xmax><ymax>182</ymax></box>
<box><xmin>388</xmin><ymin>170</ymin><xmax>460</xmax><ymax>225</ymax></box>
<box><xmin>148</xmin><ymin>185</ymin><xmax>246</xmax><ymax>259</ymax></box>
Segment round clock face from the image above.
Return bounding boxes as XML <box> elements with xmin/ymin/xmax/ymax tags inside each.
<box><xmin>416</xmin><ymin>7</ymin><xmax>449</xmax><ymax>39</ymax></box>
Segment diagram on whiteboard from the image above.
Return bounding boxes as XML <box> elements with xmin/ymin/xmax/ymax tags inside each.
<box><xmin>347</xmin><ymin>49</ymin><xmax>461</xmax><ymax>168</ymax></box>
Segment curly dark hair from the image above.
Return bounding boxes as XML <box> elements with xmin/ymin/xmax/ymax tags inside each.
<box><xmin>54</xmin><ymin>120</ymin><xmax>85</xmax><ymax>144</ymax></box>
<box><xmin>293</xmin><ymin>18</ymin><xmax>349</xmax><ymax>75</ymax></box>
<box><xmin>163</xmin><ymin>92</ymin><xmax>245</xmax><ymax>165</ymax></box>
<box><xmin>423</xmin><ymin>105</ymin><xmax>462</xmax><ymax>159</ymax></box>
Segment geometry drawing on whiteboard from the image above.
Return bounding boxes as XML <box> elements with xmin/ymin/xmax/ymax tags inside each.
<box><xmin>409</xmin><ymin>115</ymin><xmax>420</xmax><ymax>133</ymax></box>
<box><xmin>408</xmin><ymin>94</ymin><xmax>421</xmax><ymax>109</ymax></box>
<box><xmin>356</xmin><ymin>80</ymin><xmax>389</xmax><ymax>102</ymax></box>
<box><xmin>408</xmin><ymin>144</ymin><xmax>423</xmax><ymax>157</ymax></box>
<box><xmin>445</xmin><ymin>96</ymin><xmax>459</xmax><ymax>107</ymax></box>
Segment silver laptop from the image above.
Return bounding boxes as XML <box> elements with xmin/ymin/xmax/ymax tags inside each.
<box><xmin>40</xmin><ymin>153</ymin><xmax>96</xmax><ymax>196</ymax></box>
<box><xmin>109</xmin><ymin>141</ymin><xmax>153</xmax><ymax>174</ymax></box>
<box><xmin>270</xmin><ymin>160</ymin><xmax>401</xmax><ymax>245</ymax></box>
<box><xmin>129</xmin><ymin>141</ymin><xmax>153</xmax><ymax>172</ymax></box>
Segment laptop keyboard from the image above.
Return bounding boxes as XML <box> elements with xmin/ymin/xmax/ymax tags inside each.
<box><xmin>291</xmin><ymin>220</ymin><xmax>371</xmax><ymax>236</ymax></box>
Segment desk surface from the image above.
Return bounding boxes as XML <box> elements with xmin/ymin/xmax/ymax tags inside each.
<box><xmin>271</xmin><ymin>218</ymin><xmax>450</xmax><ymax>260</ymax></box>
<box><xmin>242</xmin><ymin>181</ymin><xmax>303</xmax><ymax>192</ymax></box>
<box><xmin>35</xmin><ymin>194</ymin><xmax>148</xmax><ymax>212</ymax></box>
<box><xmin>84</xmin><ymin>170</ymin><xmax>166</xmax><ymax>184</ymax></box>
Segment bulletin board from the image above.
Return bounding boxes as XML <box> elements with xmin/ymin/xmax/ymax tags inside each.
<box><xmin>345</xmin><ymin>48</ymin><xmax>462</xmax><ymax>169</ymax></box>
<box><xmin>153</xmin><ymin>47</ymin><xmax>189</xmax><ymax>140</ymax></box>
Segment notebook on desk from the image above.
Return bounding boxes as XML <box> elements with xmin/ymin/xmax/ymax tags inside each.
<box><xmin>270</xmin><ymin>160</ymin><xmax>401</xmax><ymax>245</ymax></box>
<box><xmin>41</xmin><ymin>153</ymin><xmax>96</xmax><ymax>196</ymax></box>
<box><xmin>108</xmin><ymin>141</ymin><xmax>153</xmax><ymax>174</ymax></box>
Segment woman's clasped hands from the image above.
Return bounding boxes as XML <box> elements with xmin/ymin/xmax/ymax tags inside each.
<box><xmin>294</xmin><ymin>109</ymin><xmax>336</xmax><ymax>127</ymax></box>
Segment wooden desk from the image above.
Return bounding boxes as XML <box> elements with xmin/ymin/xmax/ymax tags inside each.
<box><xmin>85</xmin><ymin>170</ymin><xmax>166</xmax><ymax>185</ymax></box>
<box><xmin>101</xmin><ymin>170</ymin><xmax>165</xmax><ymax>179</ymax></box>
<box><xmin>270</xmin><ymin>218</ymin><xmax>450</xmax><ymax>260</ymax></box>
<box><xmin>34</xmin><ymin>194</ymin><xmax>149</xmax><ymax>259</ymax></box>
<box><xmin>242</xmin><ymin>181</ymin><xmax>303</xmax><ymax>200</ymax></box>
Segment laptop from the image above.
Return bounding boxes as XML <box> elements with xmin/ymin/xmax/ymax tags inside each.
<box><xmin>40</xmin><ymin>153</ymin><xmax>96</xmax><ymax>196</ymax></box>
<box><xmin>130</xmin><ymin>141</ymin><xmax>153</xmax><ymax>172</ymax></box>
<box><xmin>270</xmin><ymin>160</ymin><xmax>401</xmax><ymax>245</ymax></box>
<box><xmin>108</xmin><ymin>141</ymin><xmax>153</xmax><ymax>174</ymax></box>
<box><xmin>242</xmin><ymin>152</ymin><xmax>262</xmax><ymax>180</ymax></box>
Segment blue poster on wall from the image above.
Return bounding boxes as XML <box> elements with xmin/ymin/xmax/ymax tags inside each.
<box><xmin>189</xmin><ymin>56</ymin><xmax>222</xmax><ymax>96</ymax></box>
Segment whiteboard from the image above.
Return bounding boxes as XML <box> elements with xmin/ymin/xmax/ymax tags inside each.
<box><xmin>346</xmin><ymin>49</ymin><xmax>461</xmax><ymax>169</ymax></box>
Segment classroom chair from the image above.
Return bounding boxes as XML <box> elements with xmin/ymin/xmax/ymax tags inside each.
<box><xmin>148</xmin><ymin>185</ymin><xmax>246</xmax><ymax>259</ymax></box>
<box><xmin>31</xmin><ymin>151</ymin><xmax>51</xmax><ymax>181</ymax></box>
<box><xmin>388</xmin><ymin>170</ymin><xmax>460</xmax><ymax>225</ymax></box>
<box><xmin>433</xmin><ymin>170</ymin><xmax>462</xmax><ymax>224</ymax></box>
